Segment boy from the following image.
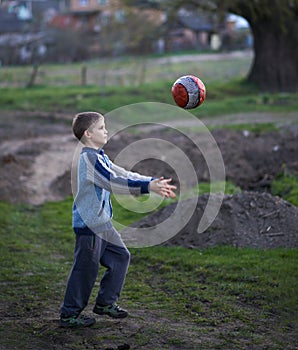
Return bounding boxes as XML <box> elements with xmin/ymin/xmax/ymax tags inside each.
<box><xmin>60</xmin><ymin>111</ymin><xmax>176</xmax><ymax>328</ymax></box>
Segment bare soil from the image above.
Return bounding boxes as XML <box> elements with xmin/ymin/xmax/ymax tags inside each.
<box><xmin>129</xmin><ymin>192</ymin><xmax>298</xmax><ymax>249</ymax></box>
<box><xmin>3</xmin><ymin>307</ymin><xmax>296</xmax><ymax>350</ymax></box>
<box><xmin>1</xmin><ymin>110</ymin><xmax>298</xmax><ymax>251</ymax></box>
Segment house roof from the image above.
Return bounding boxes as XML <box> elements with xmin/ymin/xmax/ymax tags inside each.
<box><xmin>0</xmin><ymin>11</ymin><xmax>26</xmax><ymax>33</ymax></box>
<box><xmin>178</xmin><ymin>12</ymin><xmax>214</xmax><ymax>32</ymax></box>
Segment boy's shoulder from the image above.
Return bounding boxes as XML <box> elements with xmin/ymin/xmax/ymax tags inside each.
<box><xmin>81</xmin><ymin>147</ymin><xmax>101</xmax><ymax>157</ymax></box>
<box><xmin>81</xmin><ymin>146</ymin><xmax>98</xmax><ymax>154</ymax></box>
<box><xmin>81</xmin><ymin>147</ymin><xmax>109</xmax><ymax>162</ymax></box>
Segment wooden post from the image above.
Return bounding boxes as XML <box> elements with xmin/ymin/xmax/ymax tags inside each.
<box><xmin>138</xmin><ymin>60</ymin><xmax>147</xmax><ymax>86</ymax></box>
<box><xmin>81</xmin><ymin>65</ymin><xmax>87</xmax><ymax>86</ymax></box>
<box><xmin>26</xmin><ymin>63</ymin><xmax>39</xmax><ymax>88</ymax></box>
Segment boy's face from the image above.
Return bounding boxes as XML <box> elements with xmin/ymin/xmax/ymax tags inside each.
<box><xmin>85</xmin><ymin>117</ymin><xmax>108</xmax><ymax>149</ymax></box>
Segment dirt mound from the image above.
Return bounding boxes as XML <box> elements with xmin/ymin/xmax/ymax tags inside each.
<box><xmin>0</xmin><ymin>110</ymin><xmax>298</xmax><ymax>204</ymax></box>
<box><xmin>0</xmin><ymin>111</ymin><xmax>75</xmax><ymax>204</ymax></box>
<box><xmin>106</xmin><ymin>127</ymin><xmax>298</xmax><ymax>191</ymax></box>
<box><xmin>127</xmin><ymin>192</ymin><xmax>298</xmax><ymax>249</ymax></box>
<box><xmin>0</xmin><ymin>111</ymin><xmax>298</xmax><ymax>250</ymax></box>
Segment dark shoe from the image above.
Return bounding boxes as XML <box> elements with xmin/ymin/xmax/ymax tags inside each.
<box><xmin>93</xmin><ymin>303</ymin><xmax>128</xmax><ymax>319</ymax></box>
<box><xmin>59</xmin><ymin>314</ymin><xmax>96</xmax><ymax>328</ymax></box>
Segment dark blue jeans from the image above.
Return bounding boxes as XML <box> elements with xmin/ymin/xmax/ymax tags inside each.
<box><xmin>60</xmin><ymin>226</ymin><xmax>130</xmax><ymax>317</ymax></box>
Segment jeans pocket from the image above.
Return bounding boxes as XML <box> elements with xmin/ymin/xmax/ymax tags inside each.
<box><xmin>91</xmin><ymin>234</ymin><xmax>96</xmax><ymax>249</ymax></box>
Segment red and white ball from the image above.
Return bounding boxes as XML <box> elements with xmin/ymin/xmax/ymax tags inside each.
<box><xmin>171</xmin><ymin>75</ymin><xmax>206</xmax><ymax>109</ymax></box>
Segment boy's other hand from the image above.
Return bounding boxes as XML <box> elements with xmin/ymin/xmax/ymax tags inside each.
<box><xmin>149</xmin><ymin>177</ymin><xmax>176</xmax><ymax>198</ymax></box>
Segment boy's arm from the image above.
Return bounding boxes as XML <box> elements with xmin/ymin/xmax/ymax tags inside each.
<box><xmin>83</xmin><ymin>152</ymin><xmax>150</xmax><ymax>195</ymax></box>
<box><xmin>109</xmin><ymin>161</ymin><xmax>153</xmax><ymax>182</ymax></box>
<box><xmin>109</xmin><ymin>161</ymin><xmax>176</xmax><ymax>198</ymax></box>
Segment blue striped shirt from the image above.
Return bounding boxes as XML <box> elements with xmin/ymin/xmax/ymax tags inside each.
<box><xmin>72</xmin><ymin>147</ymin><xmax>153</xmax><ymax>234</ymax></box>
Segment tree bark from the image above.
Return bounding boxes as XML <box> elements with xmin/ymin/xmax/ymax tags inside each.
<box><xmin>228</xmin><ymin>0</ymin><xmax>298</xmax><ymax>92</ymax></box>
<box><xmin>247</xmin><ymin>18</ymin><xmax>298</xmax><ymax>92</ymax></box>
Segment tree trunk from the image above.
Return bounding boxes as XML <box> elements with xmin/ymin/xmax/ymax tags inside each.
<box><xmin>27</xmin><ymin>64</ymin><xmax>40</xmax><ymax>88</ymax></box>
<box><xmin>226</xmin><ymin>0</ymin><xmax>298</xmax><ymax>92</ymax></box>
<box><xmin>247</xmin><ymin>17</ymin><xmax>298</xmax><ymax>92</ymax></box>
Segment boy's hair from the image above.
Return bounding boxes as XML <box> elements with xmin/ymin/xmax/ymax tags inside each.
<box><xmin>72</xmin><ymin>111</ymin><xmax>104</xmax><ymax>141</ymax></box>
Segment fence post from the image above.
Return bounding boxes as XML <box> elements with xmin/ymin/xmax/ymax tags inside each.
<box><xmin>138</xmin><ymin>60</ymin><xmax>147</xmax><ymax>86</ymax></box>
<box><xmin>81</xmin><ymin>65</ymin><xmax>87</xmax><ymax>86</ymax></box>
<box><xmin>26</xmin><ymin>63</ymin><xmax>40</xmax><ymax>88</ymax></box>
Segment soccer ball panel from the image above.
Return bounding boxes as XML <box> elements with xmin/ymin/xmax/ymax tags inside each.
<box><xmin>171</xmin><ymin>83</ymin><xmax>189</xmax><ymax>108</ymax></box>
<box><xmin>171</xmin><ymin>75</ymin><xmax>206</xmax><ymax>109</ymax></box>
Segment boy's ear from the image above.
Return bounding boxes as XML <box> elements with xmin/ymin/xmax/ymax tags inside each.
<box><xmin>83</xmin><ymin>129</ymin><xmax>91</xmax><ymax>139</ymax></box>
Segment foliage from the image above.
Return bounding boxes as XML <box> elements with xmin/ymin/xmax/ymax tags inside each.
<box><xmin>129</xmin><ymin>0</ymin><xmax>298</xmax><ymax>92</ymax></box>
<box><xmin>222</xmin><ymin>0</ymin><xmax>298</xmax><ymax>28</ymax></box>
<box><xmin>97</xmin><ymin>7</ymin><xmax>162</xmax><ymax>56</ymax></box>
<box><xmin>150</xmin><ymin>0</ymin><xmax>298</xmax><ymax>29</ymax></box>
<box><xmin>126</xmin><ymin>0</ymin><xmax>298</xmax><ymax>31</ymax></box>
<box><xmin>48</xmin><ymin>29</ymin><xmax>94</xmax><ymax>63</ymax></box>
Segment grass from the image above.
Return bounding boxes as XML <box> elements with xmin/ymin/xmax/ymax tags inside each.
<box><xmin>0</xmin><ymin>198</ymin><xmax>297</xmax><ymax>349</ymax></box>
<box><xmin>208</xmin><ymin>122</ymin><xmax>279</xmax><ymax>133</ymax></box>
<box><xmin>125</xmin><ymin>246</ymin><xmax>298</xmax><ymax>320</ymax></box>
<box><xmin>0</xmin><ymin>52</ymin><xmax>298</xmax><ymax>348</ymax></box>
<box><xmin>0</xmin><ymin>54</ymin><xmax>252</xmax><ymax>87</ymax></box>
<box><xmin>0</xmin><ymin>52</ymin><xmax>297</xmax><ymax>120</ymax></box>
<box><xmin>272</xmin><ymin>172</ymin><xmax>298</xmax><ymax>207</ymax></box>
<box><xmin>0</xmin><ymin>81</ymin><xmax>297</xmax><ymax>122</ymax></box>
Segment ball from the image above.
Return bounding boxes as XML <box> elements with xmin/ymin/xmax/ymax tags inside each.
<box><xmin>171</xmin><ymin>75</ymin><xmax>206</xmax><ymax>109</ymax></box>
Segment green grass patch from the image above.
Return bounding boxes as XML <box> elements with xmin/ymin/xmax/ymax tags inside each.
<box><xmin>0</xmin><ymin>199</ymin><xmax>73</xmax><ymax>299</ymax></box>
<box><xmin>0</xmin><ymin>84</ymin><xmax>173</xmax><ymax>115</ymax></box>
<box><xmin>125</xmin><ymin>245</ymin><xmax>298</xmax><ymax>321</ymax></box>
<box><xmin>1</xmin><ymin>53</ymin><xmax>297</xmax><ymax>120</ymax></box>
<box><xmin>0</xmin><ymin>198</ymin><xmax>297</xmax><ymax>349</ymax></box>
<box><xmin>0</xmin><ymin>54</ymin><xmax>252</xmax><ymax>87</ymax></box>
<box><xmin>272</xmin><ymin>172</ymin><xmax>298</xmax><ymax>207</ymax></box>
<box><xmin>1</xmin><ymin>55</ymin><xmax>298</xmax><ymax>122</ymax></box>
<box><xmin>210</xmin><ymin>122</ymin><xmax>278</xmax><ymax>133</ymax></box>
<box><xmin>197</xmin><ymin>180</ymin><xmax>241</xmax><ymax>196</ymax></box>
<box><xmin>1</xmin><ymin>82</ymin><xmax>297</xmax><ymax>120</ymax></box>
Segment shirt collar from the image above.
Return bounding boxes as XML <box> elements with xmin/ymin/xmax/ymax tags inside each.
<box><xmin>81</xmin><ymin>147</ymin><xmax>104</xmax><ymax>155</ymax></box>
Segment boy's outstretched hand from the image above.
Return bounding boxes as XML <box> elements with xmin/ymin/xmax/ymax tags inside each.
<box><xmin>149</xmin><ymin>177</ymin><xmax>177</xmax><ymax>198</ymax></box>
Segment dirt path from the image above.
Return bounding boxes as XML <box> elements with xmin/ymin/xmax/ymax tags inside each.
<box><xmin>202</xmin><ymin>111</ymin><xmax>297</xmax><ymax>127</ymax></box>
<box><xmin>147</xmin><ymin>50</ymin><xmax>253</xmax><ymax>65</ymax></box>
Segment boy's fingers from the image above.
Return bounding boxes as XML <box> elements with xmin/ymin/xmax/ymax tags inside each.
<box><xmin>162</xmin><ymin>178</ymin><xmax>172</xmax><ymax>184</ymax></box>
<box><xmin>163</xmin><ymin>185</ymin><xmax>176</xmax><ymax>191</ymax></box>
<box><xmin>161</xmin><ymin>188</ymin><xmax>176</xmax><ymax>197</ymax></box>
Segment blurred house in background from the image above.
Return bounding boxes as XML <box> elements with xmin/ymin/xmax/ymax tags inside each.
<box><xmin>0</xmin><ymin>0</ymin><xmax>252</xmax><ymax>65</ymax></box>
